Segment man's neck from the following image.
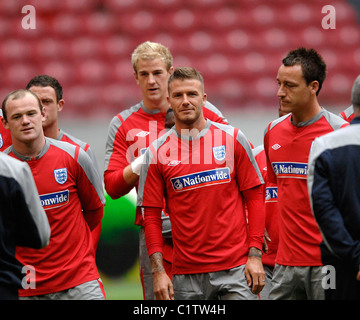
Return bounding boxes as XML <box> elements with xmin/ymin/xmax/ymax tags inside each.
<box><xmin>292</xmin><ymin>102</ymin><xmax>322</xmax><ymax>125</ymax></box>
<box><xmin>13</xmin><ymin>137</ymin><xmax>46</xmax><ymax>159</ymax></box>
<box><xmin>143</xmin><ymin>98</ymin><xmax>170</xmax><ymax>113</ymax></box>
<box><xmin>43</xmin><ymin>125</ymin><xmax>60</xmax><ymax>140</ymax></box>
<box><xmin>175</xmin><ymin>117</ymin><xmax>207</xmax><ymax>138</ymax></box>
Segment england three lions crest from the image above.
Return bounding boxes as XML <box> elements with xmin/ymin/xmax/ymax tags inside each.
<box><xmin>54</xmin><ymin>168</ymin><xmax>68</xmax><ymax>184</ymax></box>
<box><xmin>213</xmin><ymin>145</ymin><xmax>226</xmax><ymax>161</ymax></box>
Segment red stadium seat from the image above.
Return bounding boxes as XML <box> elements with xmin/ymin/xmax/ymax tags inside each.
<box><xmin>69</xmin><ymin>36</ymin><xmax>103</xmax><ymax>60</ymax></box>
<box><xmin>103</xmin><ymin>0</ymin><xmax>142</xmax><ymax>12</ymax></box>
<box><xmin>76</xmin><ymin>60</ymin><xmax>111</xmax><ymax>84</ymax></box>
<box><xmin>0</xmin><ymin>39</ymin><xmax>30</xmax><ymax>61</ymax></box>
<box><xmin>40</xmin><ymin>61</ymin><xmax>77</xmax><ymax>86</ymax></box>
<box><xmin>83</xmin><ymin>12</ymin><xmax>116</xmax><ymax>35</ymax></box>
<box><xmin>5</xmin><ymin>63</ymin><xmax>39</xmax><ymax>87</ymax></box>
<box><xmin>101</xmin><ymin>35</ymin><xmax>135</xmax><ymax>62</ymax></box>
<box><xmin>50</xmin><ymin>13</ymin><xmax>85</xmax><ymax>38</ymax></box>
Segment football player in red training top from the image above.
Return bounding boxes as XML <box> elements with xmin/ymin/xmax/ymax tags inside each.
<box><xmin>264</xmin><ymin>47</ymin><xmax>348</xmax><ymax>300</ymax></box>
<box><xmin>104</xmin><ymin>41</ymin><xmax>229</xmax><ymax>300</ymax></box>
<box><xmin>138</xmin><ymin>67</ymin><xmax>266</xmax><ymax>300</ymax></box>
<box><xmin>2</xmin><ymin>89</ymin><xmax>105</xmax><ymax>300</ymax></box>
<box><xmin>25</xmin><ymin>74</ymin><xmax>102</xmax><ymax>253</ymax></box>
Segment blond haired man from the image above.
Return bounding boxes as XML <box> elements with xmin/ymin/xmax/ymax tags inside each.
<box><xmin>104</xmin><ymin>41</ymin><xmax>228</xmax><ymax>299</ymax></box>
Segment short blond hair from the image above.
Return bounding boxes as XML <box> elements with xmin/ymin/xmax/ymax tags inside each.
<box><xmin>131</xmin><ymin>41</ymin><xmax>173</xmax><ymax>73</ymax></box>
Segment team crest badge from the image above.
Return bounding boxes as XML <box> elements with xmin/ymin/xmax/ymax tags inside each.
<box><xmin>54</xmin><ymin>168</ymin><xmax>68</xmax><ymax>184</ymax></box>
<box><xmin>212</xmin><ymin>145</ymin><xmax>226</xmax><ymax>161</ymax></box>
<box><xmin>172</xmin><ymin>179</ymin><xmax>183</xmax><ymax>191</ymax></box>
<box><xmin>0</xmin><ymin>134</ymin><xmax>3</xmax><ymax>149</ymax></box>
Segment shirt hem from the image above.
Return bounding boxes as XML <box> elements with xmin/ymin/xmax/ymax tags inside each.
<box><xmin>172</xmin><ymin>260</ymin><xmax>247</xmax><ymax>275</ymax></box>
<box><xmin>18</xmin><ymin>275</ymin><xmax>100</xmax><ymax>297</ymax></box>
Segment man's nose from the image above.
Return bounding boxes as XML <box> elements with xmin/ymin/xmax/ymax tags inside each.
<box><xmin>277</xmin><ymin>85</ymin><xmax>286</xmax><ymax>98</ymax></box>
<box><xmin>182</xmin><ymin>94</ymin><xmax>190</xmax><ymax>105</ymax></box>
<box><xmin>148</xmin><ymin>73</ymin><xmax>156</xmax><ymax>84</ymax></box>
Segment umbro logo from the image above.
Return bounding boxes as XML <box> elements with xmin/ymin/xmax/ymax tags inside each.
<box><xmin>168</xmin><ymin>160</ymin><xmax>181</xmax><ymax>166</ymax></box>
<box><xmin>272</xmin><ymin>144</ymin><xmax>281</xmax><ymax>150</ymax></box>
<box><xmin>136</xmin><ymin>131</ymin><xmax>150</xmax><ymax>137</ymax></box>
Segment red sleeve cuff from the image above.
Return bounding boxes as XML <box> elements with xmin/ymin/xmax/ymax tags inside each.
<box><xmin>243</xmin><ymin>186</ymin><xmax>265</xmax><ymax>251</ymax></box>
<box><xmin>143</xmin><ymin>207</ymin><xmax>163</xmax><ymax>256</ymax></box>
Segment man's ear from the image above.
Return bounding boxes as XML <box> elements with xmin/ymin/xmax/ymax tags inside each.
<box><xmin>57</xmin><ymin>99</ymin><xmax>65</xmax><ymax>112</ymax></box>
<box><xmin>202</xmin><ymin>93</ymin><xmax>207</xmax><ymax>106</ymax></box>
<box><xmin>134</xmin><ymin>71</ymin><xmax>139</xmax><ymax>85</ymax></box>
<box><xmin>1</xmin><ymin>116</ymin><xmax>9</xmax><ymax>129</ymax></box>
<box><xmin>310</xmin><ymin>81</ymin><xmax>319</xmax><ymax>95</ymax></box>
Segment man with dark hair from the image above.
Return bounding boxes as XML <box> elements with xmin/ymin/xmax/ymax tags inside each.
<box><xmin>25</xmin><ymin>75</ymin><xmax>99</xmax><ymax>171</ymax></box>
<box><xmin>264</xmin><ymin>47</ymin><xmax>349</xmax><ymax>300</ymax></box>
<box><xmin>282</xmin><ymin>47</ymin><xmax>327</xmax><ymax>96</ymax></box>
<box><xmin>26</xmin><ymin>75</ymin><xmax>102</xmax><ymax>251</ymax></box>
<box><xmin>308</xmin><ymin>75</ymin><xmax>360</xmax><ymax>300</ymax></box>
<box><xmin>138</xmin><ymin>67</ymin><xmax>265</xmax><ymax>300</ymax></box>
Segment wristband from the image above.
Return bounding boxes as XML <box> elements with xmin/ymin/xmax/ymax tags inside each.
<box><xmin>131</xmin><ymin>154</ymin><xmax>144</xmax><ymax>175</ymax></box>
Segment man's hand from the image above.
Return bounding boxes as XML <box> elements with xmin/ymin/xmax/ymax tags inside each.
<box><xmin>151</xmin><ymin>252</ymin><xmax>174</xmax><ymax>300</ymax></box>
<box><xmin>244</xmin><ymin>247</ymin><xmax>266</xmax><ymax>295</ymax></box>
<box><xmin>152</xmin><ymin>270</ymin><xmax>174</xmax><ymax>300</ymax></box>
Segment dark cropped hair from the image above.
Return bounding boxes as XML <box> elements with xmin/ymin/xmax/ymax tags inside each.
<box><xmin>26</xmin><ymin>74</ymin><xmax>63</xmax><ymax>102</ymax></box>
<box><xmin>282</xmin><ymin>47</ymin><xmax>327</xmax><ymax>95</ymax></box>
<box><xmin>2</xmin><ymin>89</ymin><xmax>42</xmax><ymax>121</ymax></box>
<box><xmin>168</xmin><ymin>67</ymin><xmax>204</xmax><ymax>92</ymax></box>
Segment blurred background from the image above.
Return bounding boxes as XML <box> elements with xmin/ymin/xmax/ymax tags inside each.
<box><xmin>1</xmin><ymin>0</ymin><xmax>359</xmax><ymax>299</ymax></box>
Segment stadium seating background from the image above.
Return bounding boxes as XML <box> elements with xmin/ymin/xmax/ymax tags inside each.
<box><xmin>1</xmin><ymin>0</ymin><xmax>359</xmax><ymax>119</ymax></box>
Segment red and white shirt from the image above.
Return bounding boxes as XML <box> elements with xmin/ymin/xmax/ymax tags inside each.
<box><xmin>264</xmin><ymin>109</ymin><xmax>348</xmax><ymax>266</ymax></box>
<box><xmin>339</xmin><ymin>105</ymin><xmax>355</xmax><ymax>123</ymax></box>
<box><xmin>104</xmin><ymin>101</ymin><xmax>228</xmax><ymax>227</ymax></box>
<box><xmin>138</xmin><ymin>120</ymin><xmax>264</xmax><ymax>274</ymax></box>
<box><xmin>5</xmin><ymin>138</ymin><xmax>105</xmax><ymax>296</ymax></box>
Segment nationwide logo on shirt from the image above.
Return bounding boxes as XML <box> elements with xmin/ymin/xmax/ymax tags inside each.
<box><xmin>40</xmin><ymin>190</ymin><xmax>69</xmax><ymax>210</ymax></box>
<box><xmin>272</xmin><ymin>162</ymin><xmax>308</xmax><ymax>179</ymax></box>
<box><xmin>265</xmin><ymin>187</ymin><xmax>278</xmax><ymax>202</ymax></box>
<box><xmin>170</xmin><ymin>167</ymin><xmax>231</xmax><ymax>192</ymax></box>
